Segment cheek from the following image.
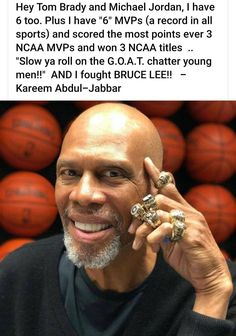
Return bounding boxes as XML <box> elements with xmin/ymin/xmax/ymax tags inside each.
<box><xmin>109</xmin><ymin>185</ymin><xmax>144</xmax><ymax>227</ymax></box>
<box><xmin>55</xmin><ymin>184</ymin><xmax>70</xmax><ymax>214</ymax></box>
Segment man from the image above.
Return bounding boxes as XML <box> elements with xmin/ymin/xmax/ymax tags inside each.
<box><xmin>0</xmin><ymin>102</ymin><xmax>236</xmax><ymax>336</ymax></box>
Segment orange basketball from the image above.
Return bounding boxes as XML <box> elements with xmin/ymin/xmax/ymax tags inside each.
<box><xmin>0</xmin><ymin>104</ymin><xmax>62</xmax><ymax>170</ymax></box>
<box><xmin>129</xmin><ymin>101</ymin><xmax>183</xmax><ymax>117</ymax></box>
<box><xmin>188</xmin><ymin>101</ymin><xmax>236</xmax><ymax>123</ymax></box>
<box><xmin>0</xmin><ymin>238</ymin><xmax>33</xmax><ymax>261</ymax></box>
<box><xmin>0</xmin><ymin>172</ymin><xmax>58</xmax><ymax>237</ymax></box>
<box><xmin>185</xmin><ymin>185</ymin><xmax>236</xmax><ymax>243</ymax></box>
<box><xmin>186</xmin><ymin>124</ymin><xmax>236</xmax><ymax>182</ymax></box>
<box><xmin>151</xmin><ymin>118</ymin><xmax>186</xmax><ymax>172</ymax></box>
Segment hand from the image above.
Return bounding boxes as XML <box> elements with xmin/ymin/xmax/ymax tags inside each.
<box><xmin>129</xmin><ymin>157</ymin><xmax>233</xmax><ymax>318</ymax></box>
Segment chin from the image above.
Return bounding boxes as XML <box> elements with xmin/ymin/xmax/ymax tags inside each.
<box><xmin>63</xmin><ymin>229</ymin><xmax>121</xmax><ymax>269</ymax></box>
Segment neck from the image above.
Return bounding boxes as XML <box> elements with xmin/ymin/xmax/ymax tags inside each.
<box><xmin>85</xmin><ymin>243</ymin><xmax>157</xmax><ymax>292</ymax></box>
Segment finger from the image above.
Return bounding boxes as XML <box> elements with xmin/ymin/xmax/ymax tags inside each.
<box><xmin>158</xmin><ymin>182</ymin><xmax>190</xmax><ymax>207</ymax></box>
<box><xmin>144</xmin><ymin>157</ymin><xmax>160</xmax><ymax>184</ymax></box>
<box><xmin>132</xmin><ymin>209</ymin><xmax>173</xmax><ymax>250</ymax></box>
<box><xmin>143</xmin><ymin>157</ymin><xmax>161</xmax><ymax>195</ymax></box>
<box><xmin>145</xmin><ymin>157</ymin><xmax>189</xmax><ymax>206</ymax></box>
<box><xmin>128</xmin><ymin>218</ymin><xmax>141</xmax><ymax>234</ymax></box>
<box><xmin>132</xmin><ymin>222</ymin><xmax>154</xmax><ymax>250</ymax></box>
<box><xmin>155</xmin><ymin>194</ymin><xmax>181</xmax><ymax>213</ymax></box>
<box><xmin>156</xmin><ymin>209</ymin><xmax>171</xmax><ymax>223</ymax></box>
<box><xmin>147</xmin><ymin>222</ymin><xmax>173</xmax><ymax>244</ymax></box>
<box><xmin>146</xmin><ymin>222</ymin><xmax>173</xmax><ymax>251</ymax></box>
<box><xmin>144</xmin><ymin>158</ymin><xmax>175</xmax><ymax>191</ymax></box>
<box><xmin>129</xmin><ymin>208</ymin><xmax>170</xmax><ymax>239</ymax></box>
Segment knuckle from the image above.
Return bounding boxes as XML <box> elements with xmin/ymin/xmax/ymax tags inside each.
<box><xmin>186</xmin><ymin>234</ymin><xmax>200</xmax><ymax>246</ymax></box>
<box><xmin>185</xmin><ymin>227</ymin><xmax>205</xmax><ymax>245</ymax></box>
<box><xmin>146</xmin><ymin>235</ymin><xmax>154</xmax><ymax>244</ymax></box>
<box><xmin>156</xmin><ymin>194</ymin><xmax>165</xmax><ymax>205</ymax></box>
<box><xmin>135</xmin><ymin>225</ymin><xmax>150</xmax><ymax>238</ymax></box>
<box><xmin>161</xmin><ymin>222</ymin><xmax>172</xmax><ymax>231</ymax></box>
<box><xmin>157</xmin><ymin>209</ymin><xmax>165</xmax><ymax>217</ymax></box>
<box><xmin>198</xmin><ymin>212</ymin><xmax>207</xmax><ymax>225</ymax></box>
<box><xmin>167</xmin><ymin>183</ymin><xmax>176</xmax><ymax>193</ymax></box>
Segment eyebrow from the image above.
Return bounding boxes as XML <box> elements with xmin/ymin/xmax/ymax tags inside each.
<box><xmin>57</xmin><ymin>159</ymin><xmax>79</xmax><ymax>169</ymax></box>
<box><xmin>56</xmin><ymin>158</ymin><xmax>134</xmax><ymax>176</ymax></box>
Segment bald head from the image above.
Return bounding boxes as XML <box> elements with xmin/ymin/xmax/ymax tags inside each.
<box><xmin>63</xmin><ymin>103</ymin><xmax>163</xmax><ymax>168</ymax></box>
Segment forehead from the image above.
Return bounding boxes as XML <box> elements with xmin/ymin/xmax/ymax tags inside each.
<box><xmin>60</xmin><ymin>128</ymin><xmax>140</xmax><ymax>170</ymax></box>
<box><xmin>58</xmin><ymin>136</ymin><xmax>142</xmax><ymax>177</ymax></box>
<box><xmin>61</xmin><ymin>112</ymin><xmax>140</xmax><ymax>154</ymax></box>
<box><xmin>60</xmin><ymin>140</ymin><xmax>129</xmax><ymax>162</ymax></box>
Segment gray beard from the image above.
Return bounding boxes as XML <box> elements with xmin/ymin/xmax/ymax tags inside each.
<box><xmin>63</xmin><ymin>229</ymin><xmax>121</xmax><ymax>269</ymax></box>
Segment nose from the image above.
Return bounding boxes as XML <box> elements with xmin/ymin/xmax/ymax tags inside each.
<box><xmin>69</xmin><ymin>173</ymin><xmax>106</xmax><ymax>207</ymax></box>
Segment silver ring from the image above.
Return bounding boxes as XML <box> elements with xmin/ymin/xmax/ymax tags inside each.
<box><xmin>131</xmin><ymin>194</ymin><xmax>160</xmax><ymax>228</ymax></box>
<box><xmin>170</xmin><ymin>209</ymin><xmax>185</xmax><ymax>223</ymax></box>
<box><xmin>170</xmin><ymin>220</ymin><xmax>186</xmax><ymax>242</ymax></box>
<box><xmin>130</xmin><ymin>203</ymin><xmax>146</xmax><ymax>220</ymax></box>
<box><xmin>143</xmin><ymin>210</ymin><xmax>161</xmax><ymax>228</ymax></box>
<box><xmin>156</xmin><ymin>171</ymin><xmax>175</xmax><ymax>189</ymax></box>
<box><xmin>142</xmin><ymin>194</ymin><xmax>157</xmax><ymax>211</ymax></box>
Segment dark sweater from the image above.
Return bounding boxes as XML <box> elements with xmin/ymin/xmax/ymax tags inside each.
<box><xmin>0</xmin><ymin>234</ymin><xmax>236</xmax><ymax>336</ymax></box>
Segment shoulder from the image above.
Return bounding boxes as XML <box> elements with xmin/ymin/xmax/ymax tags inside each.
<box><xmin>0</xmin><ymin>234</ymin><xmax>64</xmax><ymax>273</ymax></box>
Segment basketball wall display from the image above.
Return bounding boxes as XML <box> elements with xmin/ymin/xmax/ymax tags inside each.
<box><xmin>185</xmin><ymin>124</ymin><xmax>236</xmax><ymax>183</ymax></box>
<box><xmin>150</xmin><ymin>117</ymin><xmax>186</xmax><ymax>173</ymax></box>
<box><xmin>129</xmin><ymin>101</ymin><xmax>183</xmax><ymax>117</ymax></box>
<box><xmin>188</xmin><ymin>101</ymin><xmax>236</xmax><ymax>123</ymax></box>
<box><xmin>0</xmin><ymin>238</ymin><xmax>34</xmax><ymax>261</ymax></box>
<box><xmin>0</xmin><ymin>172</ymin><xmax>58</xmax><ymax>237</ymax></box>
<box><xmin>0</xmin><ymin>101</ymin><xmax>235</xmax><ymax>259</ymax></box>
<box><xmin>0</xmin><ymin>104</ymin><xmax>62</xmax><ymax>170</ymax></box>
<box><xmin>185</xmin><ymin>185</ymin><xmax>236</xmax><ymax>243</ymax></box>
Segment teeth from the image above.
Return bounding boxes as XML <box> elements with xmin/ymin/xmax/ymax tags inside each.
<box><xmin>74</xmin><ymin>222</ymin><xmax>111</xmax><ymax>232</ymax></box>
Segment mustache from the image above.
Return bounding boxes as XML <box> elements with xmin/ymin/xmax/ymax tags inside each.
<box><xmin>63</xmin><ymin>205</ymin><xmax>122</xmax><ymax>228</ymax></box>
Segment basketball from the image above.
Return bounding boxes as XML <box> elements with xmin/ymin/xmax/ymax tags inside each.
<box><xmin>185</xmin><ymin>184</ymin><xmax>236</xmax><ymax>243</ymax></box>
<box><xmin>129</xmin><ymin>101</ymin><xmax>183</xmax><ymax>117</ymax></box>
<box><xmin>0</xmin><ymin>172</ymin><xmax>58</xmax><ymax>237</ymax></box>
<box><xmin>186</xmin><ymin>124</ymin><xmax>236</xmax><ymax>182</ymax></box>
<box><xmin>188</xmin><ymin>101</ymin><xmax>236</xmax><ymax>123</ymax></box>
<box><xmin>151</xmin><ymin>117</ymin><xmax>186</xmax><ymax>172</ymax></box>
<box><xmin>0</xmin><ymin>238</ymin><xmax>33</xmax><ymax>261</ymax></box>
<box><xmin>0</xmin><ymin>104</ymin><xmax>62</xmax><ymax>170</ymax></box>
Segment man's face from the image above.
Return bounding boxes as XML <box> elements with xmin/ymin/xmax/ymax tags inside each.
<box><xmin>55</xmin><ymin>117</ymin><xmax>149</xmax><ymax>268</ymax></box>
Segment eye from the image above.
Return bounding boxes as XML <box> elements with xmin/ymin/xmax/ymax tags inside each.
<box><xmin>102</xmin><ymin>169</ymin><xmax>124</xmax><ymax>178</ymax></box>
<box><xmin>59</xmin><ymin>169</ymin><xmax>77</xmax><ymax>177</ymax></box>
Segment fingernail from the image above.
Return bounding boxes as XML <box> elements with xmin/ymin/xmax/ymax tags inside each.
<box><xmin>145</xmin><ymin>157</ymin><xmax>152</xmax><ymax>164</ymax></box>
<box><xmin>132</xmin><ymin>238</ymin><xmax>143</xmax><ymax>250</ymax></box>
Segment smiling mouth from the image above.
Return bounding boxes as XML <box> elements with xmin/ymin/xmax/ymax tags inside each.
<box><xmin>73</xmin><ymin>221</ymin><xmax>112</xmax><ymax>233</ymax></box>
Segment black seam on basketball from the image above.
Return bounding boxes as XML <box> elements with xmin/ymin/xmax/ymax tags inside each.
<box><xmin>0</xmin><ymin>127</ymin><xmax>61</xmax><ymax>148</ymax></box>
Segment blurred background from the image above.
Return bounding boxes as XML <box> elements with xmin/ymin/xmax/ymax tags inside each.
<box><xmin>0</xmin><ymin>101</ymin><xmax>235</xmax><ymax>261</ymax></box>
